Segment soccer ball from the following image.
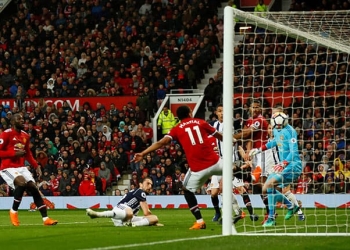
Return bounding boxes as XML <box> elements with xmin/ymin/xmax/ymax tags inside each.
<box><xmin>270</xmin><ymin>112</ymin><xmax>288</xmax><ymax>129</ymax></box>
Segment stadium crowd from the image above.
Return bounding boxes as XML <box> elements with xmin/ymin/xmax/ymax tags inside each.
<box><xmin>0</xmin><ymin>0</ymin><xmax>350</xmax><ymax>197</ymax></box>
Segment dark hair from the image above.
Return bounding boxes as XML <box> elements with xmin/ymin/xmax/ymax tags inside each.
<box><xmin>140</xmin><ymin>176</ymin><xmax>153</xmax><ymax>184</ymax></box>
<box><xmin>176</xmin><ymin>105</ymin><xmax>191</xmax><ymax>120</ymax></box>
<box><xmin>216</xmin><ymin>103</ymin><xmax>223</xmax><ymax>110</ymax></box>
<box><xmin>251</xmin><ymin>99</ymin><xmax>261</xmax><ymax>106</ymax></box>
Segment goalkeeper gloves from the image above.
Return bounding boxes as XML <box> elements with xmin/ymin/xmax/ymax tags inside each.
<box><xmin>248</xmin><ymin>148</ymin><xmax>261</xmax><ymax>158</ymax></box>
<box><xmin>273</xmin><ymin>160</ymin><xmax>288</xmax><ymax>173</ymax></box>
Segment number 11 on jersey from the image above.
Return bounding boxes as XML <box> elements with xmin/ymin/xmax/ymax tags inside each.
<box><xmin>185</xmin><ymin>126</ymin><xmax>203</xmax><ymax>145</ymax></box>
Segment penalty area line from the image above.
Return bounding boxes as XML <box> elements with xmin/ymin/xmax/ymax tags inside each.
<box><xmin>77</xmin><ymin>234</ymin><xmax>226</xmax><ymax>250</ymax></box>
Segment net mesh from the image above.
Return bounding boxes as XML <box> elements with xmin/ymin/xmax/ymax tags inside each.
<box><xmin>265</xmin><ymin>11</ymin><xmax>350</xmax><ymax>46</ymax></box>
<box><xmin>228</xmin><ymin>8</ymin><xmax>350</xmax><ymax>235</ymax></box>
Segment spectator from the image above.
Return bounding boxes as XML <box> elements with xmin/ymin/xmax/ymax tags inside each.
<box><xmin>335</xmin><ymin>171</ymin><xmax>349</xmax><ymax>193</ymax></box>
<box><xmin>114</xmin><ymin>189</ymin><xmax>122</xmax><ymax>196</ymax></box>
<box><xmin>61</xmin><ymin>184</ymin><xmax>78</xmax><ymax>196</ymax></box>
<box><xmin>58</xmin><ymin>171</ymin><xmax>70</xmax><ymax>193</ymax></box>
<box><xmin>69</xmin><ymin>176</ymin><xmax>80</xmax><ymax>193</ymax></box>
<box><xmin>78</xmin><ymin>173</ymin><xmax>96</xmax><ymax>196</ymax></box>
<box><xmin>156</xmin><ymin>84</ymin><xmax>167</xmax><ymax>108</ymax></box>
<box><xmin>39</xmin><ymin>181</ymin><xmax>53</xmax><ymax>197</ymax></box>
<box><xmin>98</xmin><ymin>161</ymin><xmax>111</xmax><ymax>189</ymax></box>
<box><xmin>157</xmin><ymin>106</ymin><xmax>177</xmax><ymax>139</ymax></box>
<box><xmin>89</xmin><ymin>171</ymin><xmax>103</xmax><ymax>195</ymax></box>
<box><xmin>254</xmin><ymin>0</ymin><xmax>268</xmax><ymax>17</ymax></box>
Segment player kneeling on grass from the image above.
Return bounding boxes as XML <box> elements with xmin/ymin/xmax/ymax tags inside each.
<box><xmin>86</xmin><ymin>177</ymin><xmax>162</xmax><ymax>227</ymax></box>
<box><xmin>249</xmin><ymin>111</ymin><xmax>302</xmax><ymax>227</ymax></box>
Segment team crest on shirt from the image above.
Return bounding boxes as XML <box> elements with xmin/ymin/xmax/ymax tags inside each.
<box><xmin>280</xmin><ymin>135</ymin><xmax>284</xmax><ymax>140</ymax></box>
<box><xmin>253</xmin><ymin>121</ymin><xmax>260</xmax><ymax>129</ymax></box>
<box><xmin>14</xmin><ymin>143</ymin><xmax>25</xmax><ymax>149</ymax></box>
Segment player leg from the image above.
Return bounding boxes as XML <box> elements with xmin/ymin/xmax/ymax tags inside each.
<box><xmin>26</xmin><ymin>180</ymin><xmax>58</xmax><ymax>225</ymax></box>
<box><xmin>87</xmin><ymin>204</ymin><xmax>133</xmax><ymax>222</ymax></box>
<box><xmin>239</xmin><ymin>187</ymin><xmax>259</xmax><ymax>221</ymax></box>
<box><xmin>258</xmin><ymin>149</ymin><xmax>279</xmax><ymax>224</ymax></box>
<box><xmin>183</xmin><ymin>166</ymin><xmax>220</xmax><ymax>230</ymax></box>
<box><xmin>234</xmin><ymin>166</ymin><xmax>259</xmax><ymax>222</ymax></box>
<box><xmin>17</xmin><ymin>167</ymin><xmax>57</xmax><ymax>225</ymax></box>
<box><xmin>127</xmin><ymin>214</ymin><xmax>160</xmax><ymax>227</ymax></box>
<box><xmin>262</xmin><ymin>172</ymin><xmax>294</xmax><ymax>226</ymax></box>
<box><xmin>255</xmin><ymin>177</ymin><xmax>271</xmax><ymax>224</ymax></box>
<box><xmin>183</xmin><ymin>159</ymin><xmax>223</xmax><ymax>229</ymax></box>
<box><xmin>232</xmin><ymin>174</ymin><xmax>258</xmax><ymax>221</ymax></box>
<box><xmin>0</xmin><ymin>168</ymin><xmax>28</xmax><ymax>226</ymax></box>
<box><xmin>209</xmin><ymin>175</ymin><xmax>222</xmax><ymax>221</ymax></box>
<box><xmin>218</xmin><ymin>178</ymin><xmax>245</xmax><ymax>225</ymax></box>
<box><xmin>280</xmin><ymin>165</ymin><xmax>303</xmax><ymax>220</ymax></box>
<box><xmin>183</xmin><ymin>188</ymin><xmax>206</xmax><ymax>229</ymax></box>
<box><xmin>282</xmin><ymin>185</ymin><xmax>305</xmax><ymax>221</ymax></box>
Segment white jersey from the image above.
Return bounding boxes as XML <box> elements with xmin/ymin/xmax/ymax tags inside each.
<box><xmin>209</xmin><ymin>120</ymin><xmax>239</xmax><ymax>190</ymax></box>
<box><xmin>252</xmin><ymin>147</ymin><xmax>280</xmax><ymax>176</ymax></box>
<box><xmin>211</xmin><ymin>120</ymin><xmax>239</xmax><ymax>161</ymax></box>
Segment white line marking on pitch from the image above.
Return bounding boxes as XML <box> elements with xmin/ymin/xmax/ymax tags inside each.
<box><xmin>77</xmin><ymin>235</ymin><xmax>226</xmax><ymax>250</ymax></box>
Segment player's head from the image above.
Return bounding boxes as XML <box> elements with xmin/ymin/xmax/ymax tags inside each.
<box><xmin>267</xmin><ymin>123</ymin><xmax>273</xmax><ymax>138</ymax></box>
<box><xmin>215</xmin><ymin>103</ymin><xmax>223</xmax><ymax>123</ymax></box>
<box><xmin>272</xmin><ymin>105</ymin><xmax>284</xmax><ymax>115</ymax></box>
<box><xmin>176</xmin><ymin>105</ymin><xmax>192</xmax><ymax>120</ymax></box>
<box><xmin>11</xmin><ymin>113</ymin><xmax>24</xmax><ymax>131</ymax></box>
<box><xmin>140</xmin><ymin>177</ymin><xmax>153</xmax><ymax>193</ymax></box>
<box><xmin>249</xmin><ymin>99</ymin><xmax>261</xmax><ymax>118</ymax></box>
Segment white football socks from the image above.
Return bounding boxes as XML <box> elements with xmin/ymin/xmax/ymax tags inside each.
<box><xmin>132</xmin><ymin>218</ymin><xmax>150</xmax><ymax>226</ymax></box>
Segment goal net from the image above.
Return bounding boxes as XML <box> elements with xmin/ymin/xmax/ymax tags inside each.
<box><xmin>222</xmin><ymin>7</ymin><xmax>350</xmax><ymax>236</ymax></box>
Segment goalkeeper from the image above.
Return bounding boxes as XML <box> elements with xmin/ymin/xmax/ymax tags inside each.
<box><xmin>249</xmin><ymin>108</ymin><xmax>303</xmax><ymax>227</ymax></box>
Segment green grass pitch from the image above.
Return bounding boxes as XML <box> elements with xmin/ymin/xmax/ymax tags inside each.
<box><xmin>0</xmin><ymin>208</ymin><xmax>349</xmax><ymax>250</ymax></box>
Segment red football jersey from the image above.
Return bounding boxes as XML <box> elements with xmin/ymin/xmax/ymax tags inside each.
<box><xmin>0</xmin><ymin>128</ymin><xmax>38</xmax><ymax>170</ymax></box>
<box><xmin>245</xmin><ymin>114</ymin><xmax>269</xmax><ymax>148</ymax></box>
<box><xmin>167</xmin><ymin>118</ymin><xmax>219</xmax><ymax>172</ymax></box>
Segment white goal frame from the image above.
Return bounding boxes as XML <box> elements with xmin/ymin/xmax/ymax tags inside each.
<box><xmin>222</xmin><ymin>6</ymin><xmax>350</xmax><ymax>236</ymax></box>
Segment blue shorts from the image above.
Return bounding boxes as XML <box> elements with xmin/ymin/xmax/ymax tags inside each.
<box><xmin>267</xmin><ymin>162</ymin><xmax>302</xmax><ymax>188</ymax></box>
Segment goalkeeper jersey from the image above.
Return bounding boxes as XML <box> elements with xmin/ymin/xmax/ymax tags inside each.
<box><xmin>266</xmin><ymin>124</ymin><xmax>301</xmax><ymax>164</ymax></box>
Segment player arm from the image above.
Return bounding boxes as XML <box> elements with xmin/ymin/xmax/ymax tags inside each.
<box><xmin>140</xmin><ymin>201</ymin><xmax>152</xmax><ymax>216</ymax></box>
<box><xmin>0</xmin><ymin>133</ymin><xmax>17</xmax><ymax>158</ymax></box>
<box><xmin>233</xmin><ymin>126</ymin><xmax>253</xmax><ymax>141</ymax></box>
<box><xmin>249</xmin><ymin>138</ymin><xmax>276</xmax><ymax>158</ymax></box>
<box><xmin>245</xmin><ymin>140</ymin><xmax>252</xmax><ymax>151</ymax></box>
<box><xmin>285</xmin><ymin>134</ymin><xmax>299</xmax><ymax>164</ymax></box>
<box><xmin>138</xmin><ymin>136</ymin><xmax>172</xmax><ymax>158</ymax></box>
<box><xmin>213</xmin><ymin>131</ymin><xmax>237</xmax><ymax>144</ymax></box>
<box><xmin>212</xmin><ymin>131</ymin><xmax>223</xmax><ymax>142</ymax></box>
<box><xmin>0</xmin><ymin>149</ymin><xmax>16</xmax><ymax>158</ymax></box>
<box><xmin>265</xmin><ymin>139</ymin><xmax>276</xmax><ymax>150</ymax></box>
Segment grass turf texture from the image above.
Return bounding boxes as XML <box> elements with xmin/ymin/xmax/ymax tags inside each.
<box><xmin>0</xmin><ymin>208</ymin><xmax>349</xmax><ymax>250</ymax></box>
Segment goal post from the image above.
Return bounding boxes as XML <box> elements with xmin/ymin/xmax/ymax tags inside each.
<box><xmin>223</xmin><ymin>6</ymin><xmax>350</xmax><ymax>236</ymax></box>
<box><xmin>222</xmin><ymin>6</ymin><xmax>234</xmax><ymax>236</ymax></box>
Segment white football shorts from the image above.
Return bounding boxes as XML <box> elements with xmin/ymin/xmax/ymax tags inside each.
<box><xmin>0</xmin><ymin>167</ymin><xmax>35</xmax><ymax>189</ymax></box>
